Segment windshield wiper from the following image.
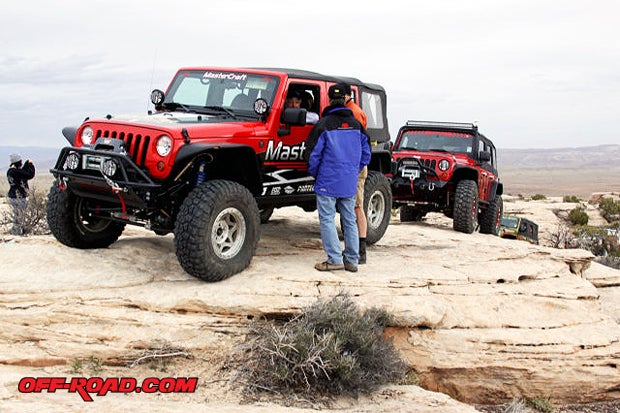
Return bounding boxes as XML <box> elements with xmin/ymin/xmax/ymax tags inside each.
<box><xmin>202</xmin><ymin>105</ymin><xmax>238</xmax><ymax>119</ymax></box>
<box><xmin>163</xmin><ymin>102</ymin><xmax>191</xmax><ymax>113</ymax></box>
<box><xmin>428</xmin><ymin>148</ymin><xmax>450</xmax><ymax>153</ymax></box>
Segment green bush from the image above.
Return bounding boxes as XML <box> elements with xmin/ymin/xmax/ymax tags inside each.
<box><xmin>599</xmin><ymin>197</ymin><xmax>620</xmax><ymax>223</ymax></box>
<box><xmin>242</xmin><ymin>293</ymin><xmax>405</xmax><ymax>399</ymax></box>
<box><xmin>563</xmin><ymin>195</ymin><xmax>580</xmax><ymax>203</ymax></box>
<box><xmin>568</xmin><ymin>208</ymin><xmax>589</xmax><ymax>226</ymax></box>
<box><xmin>531</xmin><ymin>194</ymin><xmax>547</xmax><ymax>200</ymax></box>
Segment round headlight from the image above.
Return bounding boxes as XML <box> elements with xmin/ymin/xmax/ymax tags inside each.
<box><xmin>438</xmin><ymin>159</ymin><xmax>450</xmax><ymax>171</ymax></box>
<box><xmin>81</xmin><ymin>126</ymin><xmax>94</xmax><ymax>145</ymax></box>
<box><xmin>156</xmin><ymin>135</ymin><xmax>172</xmax><ymax>157</ymax></box>
<box><xmin>64</xmin><ymin>153</ymin><xmax>80</xmax><ymax>170</ymax></box>
<box><xmin>101</xmin><ymin>159</ymin><xmax>118</xmax><ymax>177</ymax></box>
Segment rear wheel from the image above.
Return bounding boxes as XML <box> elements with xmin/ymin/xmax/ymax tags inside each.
<box><xmin>46</xmin><ymin>182</ymin><xmax>125</xmax><ymax>248</ymax></box>
<box><xmin>453</xmin><ymin>179</ymin><xmax>478</xmax><ymax>234</ymax></box>
<box><xmin>364</xmin><ymin>171</ymin><xmax>392</xmax><ymax>245</ymax></box>
<box><xmin>479</xmin><ymin>195</ymin><xmax>503</xmax><ymax>235</ymax></box>
<box><xmin>174</xmin><ymin>180</ymin><xmax>260</xmax><ymax>282</ymax></box>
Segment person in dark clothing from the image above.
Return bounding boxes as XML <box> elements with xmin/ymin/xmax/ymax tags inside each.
<box><xmin>307</xmin><ymin>84</ymin><xmax>371</xmax><ymax>273</ymax></box>
<box><xmin>7</xmin><ymin>153</ymin><xmax>35</xmax><ymax>235</ymax></box>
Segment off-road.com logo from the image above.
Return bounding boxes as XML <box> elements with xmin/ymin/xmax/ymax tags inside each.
<box><xmin>18</xmin><ymin>376</ymin><xmax>198</xmax><ymax>402</ymax></box>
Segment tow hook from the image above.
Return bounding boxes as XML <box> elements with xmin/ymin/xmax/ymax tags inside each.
<box><xmin>428</xmin><ymin>183</ymin><xmax>435</xmax><ymax>191</ymax></box>
<box><xmin>58</xmin><ymin>177</ymin><xmax>68</xmax><ymax>190</ymax></box>
<box><xmin>102</xmin><ymin>174</ymin><xmax>127</xmax><ymax>194</ymax></box>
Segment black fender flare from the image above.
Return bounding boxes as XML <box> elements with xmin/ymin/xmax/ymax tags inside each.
<box><xmin>168</xmin><ymin>143</ymin><xmax>262</xmax><ymax>195</ymax></box>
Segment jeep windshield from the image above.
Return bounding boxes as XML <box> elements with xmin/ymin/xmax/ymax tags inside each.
<box><xmin>163</xmin><ymin>70</ymin><xmax>280</xmax><ymax>119</ymax></box>
<box><xmin>397</xmin><ymin>131</ymin><xmax>473</xmax><ymax>154</ymax></box>
<box><xmin>500</xmin><ymin>216</ymin><xmax>520</xmax><ymax>229</ymax></box>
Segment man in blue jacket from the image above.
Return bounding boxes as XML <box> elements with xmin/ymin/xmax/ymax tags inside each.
<box><xmin>307</xmin><ymin>84</ymin><xmax>371</xmax><ymax>272</ymax></box>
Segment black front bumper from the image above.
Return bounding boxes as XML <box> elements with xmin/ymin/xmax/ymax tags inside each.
<box><xmin>50</xmin><ymin>146</ymin><xmax>162</xmax><ymax>210</ymax></box>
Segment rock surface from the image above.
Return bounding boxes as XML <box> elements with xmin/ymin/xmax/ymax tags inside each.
<box><xmin>0</xmin><ymin>197</ymin><xmax>618</xmax><ymax>411</ymax></box>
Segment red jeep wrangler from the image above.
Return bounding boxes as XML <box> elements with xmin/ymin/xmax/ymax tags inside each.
<box><xmin>47</xmin><ymin>67</ymin><xmax>392</xmax><ymax>281</ymax></box>
<box><xmin>390</xmin><ymin>120</ymin><xmax>503</xmax><ymax>234</ymax></box>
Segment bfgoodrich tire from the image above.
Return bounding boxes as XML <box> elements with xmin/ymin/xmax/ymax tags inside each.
<box><xmin>479</xmin><ymin>195</ymin><xmax>503</xmax><ymax>235</ymax></box>
<box><xmin>46</xmin><ymin>182</ymin><xmax>125</xmax><ymax>249</ymax></box>
<box><xmin>174</xmin><ymin>180</ymin><xmax>260</xmax><ymax>282</ymax></box>
<box><xmin>453</xmin><ymin>179</ymin><xmax>478</xmax><ymax>234</ymax></box>
<box><xmin>364</xmin><ymin>171</ymin><xmax>392</xmax><ymax>245</ymax></box>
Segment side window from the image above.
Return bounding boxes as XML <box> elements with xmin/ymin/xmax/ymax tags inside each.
<box><xmin>360</xmin><ymin>91</ymin><xmax>384</xmax><ymax>129</ymax></box>
<box><xmin>287</xmin><ymin>83</ymin><xmax>320</xmax><ymax>114</ymax></box>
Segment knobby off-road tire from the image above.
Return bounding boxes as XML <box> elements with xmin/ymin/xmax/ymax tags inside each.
<box><xmin>399</xmin><ymin>205</ymin><xmax>426</xmax><ymax>222</ymax></box>
<box><xmin>364</xmin><ymin>171</ymin><xmax>392</xmax><ymax>245</ymax></box>
<box><xmin>174</xmin><ymin>180</ymin><xmax>260</xmax><ymax>282</ymax></box>
<box><xmin>479</xmin><ymin>195</ymin><xmax>503</xmax><ymax>235</ymax></box>
<box><xmin>453</xmin><ymin>179</ymin><xmax>479</xmax><ymax>234</ymax></box>
<box><xmin>46</xmin><ymin>182</ymin><xmax>125</xmax><ymax>249</ymax></box>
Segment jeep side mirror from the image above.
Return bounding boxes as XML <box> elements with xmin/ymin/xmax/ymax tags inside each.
<box><xmin>479</xmin><ymin>150</ymin><xmax>491</xmax><ymax>162</ymax></box>
<box><xmin>281</xmin><ymin>108</ymin><xmax>307</xmax><ymax>126</ymax></box>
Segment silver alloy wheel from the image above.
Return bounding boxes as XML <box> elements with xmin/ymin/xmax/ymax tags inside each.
<box><xmin>367</xmin><ymin>190</ymin><xmax>386</xmax><ymax>230</ymax></box>
<box><xmin>211</xmin><ymin>207</ymin><xmax>246</xmax><ymax>259</ymax></box>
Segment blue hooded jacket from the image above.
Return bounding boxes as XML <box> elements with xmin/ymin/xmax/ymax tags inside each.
<box><xmin>307</xmin><ymin>105</ymin><xmax>371</xmax><ymax>198</ymax></box>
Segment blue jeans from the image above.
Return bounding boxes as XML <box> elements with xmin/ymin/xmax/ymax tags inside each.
<box><xmin>316</xmin><ymin>194</ymin><xmax>359</xmax><ymax>265</ymax></box>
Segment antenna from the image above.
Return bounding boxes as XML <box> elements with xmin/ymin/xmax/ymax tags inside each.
<box><xmin>147</xmin><ymin>49</ymin><xmax>158</xmax><ymax>113</ymax></box>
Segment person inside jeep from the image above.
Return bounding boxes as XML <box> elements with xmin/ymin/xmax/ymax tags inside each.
<box><xmin>285</xmin><ymin>90</ymin><xmax>319</xmax><ymax>124</ymax></box>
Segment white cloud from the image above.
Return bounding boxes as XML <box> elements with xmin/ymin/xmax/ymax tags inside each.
<box><xmin>0</xmin><ymin>0</ymin><xmax>619</xmax><ymax>149</ymax></box>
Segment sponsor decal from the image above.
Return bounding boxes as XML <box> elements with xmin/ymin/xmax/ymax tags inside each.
<box><xmin>202</xmin><ymin>71</ymin><xmax>247</xmax><ymax>81</ymax></box>
<box><xmin>265</xmin><ymin>140</ymin><xmax>306</xmax><ymax>162</ymax></box>
<box><xmin>18</xmin><ymin>376</ymin><xmax>197</xmax><ymax>402</ymax></box>
<box><xmin>284</xmin><ymin>186</ymin><xmax>294</xmax><ymax>194</ymax></box>
<box><xmin>297</xmin><ymin>184</ymin><xmax>314</xmax><ymax>193</ymax></box>
<box><xmin>270</xmin><ymin>186</ymin><xmax>281</xmax><ymax>196</ymax></box>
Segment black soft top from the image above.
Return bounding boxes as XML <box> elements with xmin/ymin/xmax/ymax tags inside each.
<box><xmin>250</xmin><ymin>67</ymin><xmax>386</xmax><ymax>93</ymax></box>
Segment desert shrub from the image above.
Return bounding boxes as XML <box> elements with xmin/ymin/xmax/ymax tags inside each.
<box><xmin>525</xmin><ymin>396</ymin><xmax>555</xmax><ymax>413</ymax></box>
<box><xmin>531</xmin><ymin>194</ymin><xmax>547</xmax><ymax>201</ymax></box>
<box><xmin>547</xmin><ymin>222</ymin><xmax>572</xmax><ymax>249</ymax></box>
<box><xmin>571</xmin><ymin>226</ymin><xmax>619</xmax><ymax>257</ymax></box>
<box><xmin>599</xmin><ymin>197</ymin><xmax>620</xmax><ymax>223</ymax></box>
<box><xmin>568</xmin><ymin>207</ymin><xmax>589</xmax><ymax>226</ymax></box>
<box><xmin>595</xmin><ymin>256</ymin><xmax>620</xmax><ymax>270</ymax></box>
<box><xmin>241</xmin><ymin>293</ymin><xmax>405</xmax><ymax>399</ymax></box>
<box><xmin>563</xmin><ymin>195</ymin><xmax>580</xmax><ymax>203</ymax></box>
<box><xmin>0</xmin><ymin>187</ymin><xmax>50</xmax><ymax>236</ymax></box>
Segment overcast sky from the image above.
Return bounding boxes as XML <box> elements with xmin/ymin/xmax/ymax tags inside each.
<box><xmin>1</xmin><ymin>0</ymin><xmax>618</xmax><ymax>150</ymax></box>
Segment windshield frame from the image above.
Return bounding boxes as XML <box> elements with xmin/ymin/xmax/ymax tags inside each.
<box><xmin>163</xmin><ymin>70</ymin><xmax>281</xmax><ymax>119</ymax></box>
<box><xmin>397</xmin><ymin>130</ymin><xmax>474</xmax><ymax>155</ymax></box>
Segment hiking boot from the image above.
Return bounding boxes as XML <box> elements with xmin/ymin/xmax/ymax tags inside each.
<box><xmin>344</xmin><ymin>261</ymin><xmax>358</xmax><ymax>273</ymax></box>
<box><xmin>358</xmin><ymin>251</ymin><xmax>366</xmax><ymax>265</ymax></box>
<box><xmin>359</xmin><ymin>238</ymin><xmax>367</xmax><ymax>264</ymax></box>
<box><xmin>315</xmin><ymin>261</ymin><xmax>345</xmax><ymax>272</ymax></box>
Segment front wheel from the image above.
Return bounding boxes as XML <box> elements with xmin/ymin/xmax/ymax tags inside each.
<box><xmin>174</xmin><ymin>180</ymin><xmax>260</xmax><ymax>282</ymax></box>
<box><xmin>46</xmin><ymin>182</ymin><xmax>125</xmax><ymax>249</ymax></box>
<box><xmin>453</xmin><ymin>180</ymin><xmax>478</xmax><ymax>234</ymax></box>
<box><xmin>364</xmin><ymin>171</ymin><xmax>392</xmax><ymax>245</ymax></box>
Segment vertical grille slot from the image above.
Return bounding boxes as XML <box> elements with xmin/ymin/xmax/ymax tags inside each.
<box><xmin>89</xmin><ymin>128</ymin><xmax>151</xmax><ymax>167</ymax></box>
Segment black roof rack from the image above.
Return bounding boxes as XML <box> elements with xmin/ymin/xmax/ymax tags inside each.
<box><xmin>405</xmin><ymin>120</ymin><xmax>478</xmax><ymax>132</ymax></box>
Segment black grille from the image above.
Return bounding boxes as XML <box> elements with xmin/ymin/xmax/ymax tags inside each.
<box><xmin>420</xmin><ymin>158</ymin><xmax>437</xmax><ymax>170</ymax></box>
<box><xmin>95</xmin><ymin>128</ymin><xmax>151</xmax><ymax>167</ymax></box>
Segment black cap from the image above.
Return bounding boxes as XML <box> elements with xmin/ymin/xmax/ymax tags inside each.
<box><xmin>328</xmin><ymin>84</ymin><xmax>346</xmax><ymax>99</ymax></box>
<box><xmin>339</xmin><ymin>82</ymin><xmax>352</xmax><ymax>95</ymax></box>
